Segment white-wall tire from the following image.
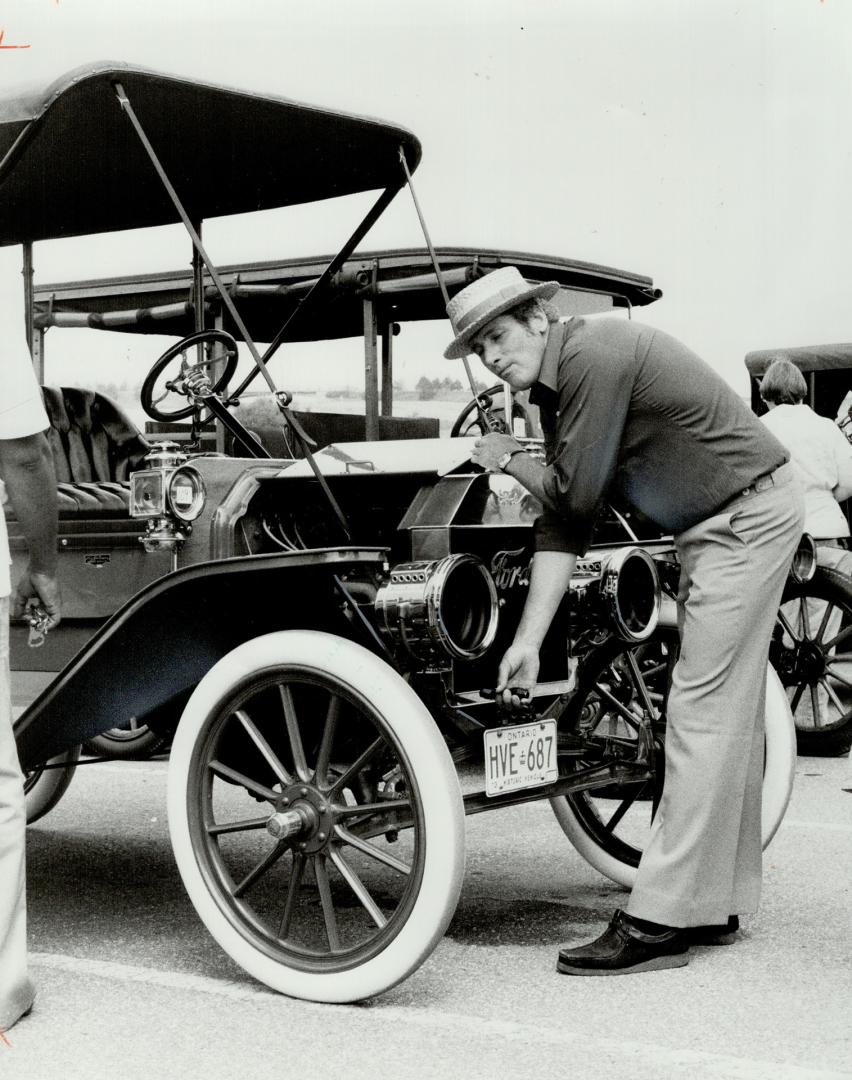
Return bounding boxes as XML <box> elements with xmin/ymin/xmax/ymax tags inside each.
<box><xmin>168</xmin><ymin>630</ymin><xmax>465</xmax><ymax>1003</ymax></box>
<box><xmin>551</xmin><ymin>656</ymin><xmax>795</xmax><ymax>889</ymax></box>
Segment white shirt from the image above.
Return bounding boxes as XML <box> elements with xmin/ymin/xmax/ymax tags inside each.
<box><xmin>0</xmin><ymin>331</ymin><xmax>49</xmax><ymax>597</ymax></box>
<box><xmin>761</xmin><ymin>403</ymin><xmax>852</xmax><ymax>539</ymax></box>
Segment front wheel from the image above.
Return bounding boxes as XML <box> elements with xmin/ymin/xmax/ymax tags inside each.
<box><xmin>550</xmin><ymin>636</ymin><xmax>795</xmax><ymax>888</ymax></box>
<box><xmin>168</xmin><ymin>631</ymin><xmax>465</xmax><ymax>1003</ymax></box>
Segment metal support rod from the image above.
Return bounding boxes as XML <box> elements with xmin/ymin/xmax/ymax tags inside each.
<box><xmin>363</xmin><ymin>297</ymin><xmax>379</xmax><ymax>441</ymax></box>
<box><xmin>189</xmin><ymin>219</ymin><xmax>215</xmax><ymax>435</ymax></box>
<box><xmin>22</xmin><ymin>242</ymin><xmax>34</xmax><ymax>359</ymax></box>
<box><xmin>32</xmin><ymin>327</ymin><xmax>45</xmax><ymax>382</ymax></box>
<box><xmin>113</xmin><ymin>80</ymin><xmax>351</xmax><ymax>540</ymax></box>
<box><xmin>113</xmin><ymin>82</ymin><xmax>275</xmax><ymax>390</ymax></box>
<box><xmin>200</xmin><ymin>393</ymin><xmax>271</xmax><ymax>458</ymax></box>
<box><xmin>229</xmin><ymin>182</ymin><xmax>404</xmax><ymax>401</ymax></box>
<box><xmin>213</xmin><ymin>308</ymin><xmax>228</xmax><ymax>455</ymax></box>
<box><xmin>192</xmin><ymin>220</ymin><xmax>224</xmax><ymax>446</ymax></box>
<box><xmin>191</xmin><ymin>222</ymin><xmax>205</xmax><ymax>335</ymax></box>
<box><xmin>380</xmin><ymin>321</ymin><xmax>393</xmax><ymax>417</ymax></box>
<box><xmin>398</xmin><ymin>147</ymin><xmax>496</xmax><ymax>432</ymax></box>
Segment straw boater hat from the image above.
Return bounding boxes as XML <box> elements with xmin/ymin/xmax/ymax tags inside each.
<box><xmin>443</xmin><ymin>266</ymin><xmax>560</xmax><ymax>359</ymax></box>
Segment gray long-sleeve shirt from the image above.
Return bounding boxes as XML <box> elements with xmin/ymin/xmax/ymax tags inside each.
<box><xmin>531</xmin><ymin>317</ymin><xmax>788</xmax><ymax>555</ymax></box>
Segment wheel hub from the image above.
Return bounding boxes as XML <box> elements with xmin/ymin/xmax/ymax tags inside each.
<box><xmin>793</xmin><ymin>640</ymin><xmax>826</xmax><ymax>682</ymax></box>
<box><xmin>266</xmin><ymin>783</ymin><xmax>335</xmax><ymax>854</ymax></box>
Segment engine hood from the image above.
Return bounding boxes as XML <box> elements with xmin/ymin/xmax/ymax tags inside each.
<box><xmin>278</xmin><ymin>437</ymin><xmax>479</xmax><ymax>478</ymax></box>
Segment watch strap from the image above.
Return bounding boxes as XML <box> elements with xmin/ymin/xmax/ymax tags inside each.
<box><xmin>497</xmin><ymin>448</ymin><xmax>524</xmax><ymax>471</ymax></box>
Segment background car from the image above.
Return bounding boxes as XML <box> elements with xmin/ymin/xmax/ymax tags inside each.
<box><xmin>15</xmin><ymin>246</ymin><xmax>662</xmax><ymax>703</ymax></box>
<box><xmin>745</xmin><ymin>345</ymin><xmax>852</xmax><ymax>755</ymax></box>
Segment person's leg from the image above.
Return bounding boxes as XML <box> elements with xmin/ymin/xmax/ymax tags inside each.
<box><xmin>626</xmin><ymin>477</ymin><xmax>802</xmax><ymax>928</ymax></box>
<box><xmin>558</xmin><ymin>468</ymin><xmax>803</xmax><ymax>974</ymax></box>
<box><xmin>0</xmin><ymin>597</ymin><xmax>35</xmax><ymax>1031</ymax></box>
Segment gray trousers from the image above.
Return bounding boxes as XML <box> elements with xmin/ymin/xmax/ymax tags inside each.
<box><xmin>0</xmin><ymin>597</ymin><xmax>35</xmax><ymax>1030</ymax></box>
<box><xmin>627</xmin><ymin>462</ymin><xmax>804</xmax><ymax>927</ymax></box>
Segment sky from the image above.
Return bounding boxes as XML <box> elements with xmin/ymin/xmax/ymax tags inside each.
<box><xmin>1</xmin><ymin>0</ymin><xmax>851</xmax><ymax>397</ymax></box>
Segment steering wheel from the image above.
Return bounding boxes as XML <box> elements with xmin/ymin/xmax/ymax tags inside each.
<box><xmin>141</xmin><ymin>330</ymin><xmax>239</xmax><ymax>422</ymax></box>
<box><xmin>450</xmin><ymin>383</ymin><xmax>536</xmax><ymax>438</ymax></box>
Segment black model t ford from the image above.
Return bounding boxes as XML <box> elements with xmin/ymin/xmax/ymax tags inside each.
<box><xmin>7</xmin><ymin>63</ymin><xmax>796</xmax><ymax>1002</ymax></box>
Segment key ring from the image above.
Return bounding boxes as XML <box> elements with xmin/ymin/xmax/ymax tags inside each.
<box><xmin>27</xmin><ymin>606</ymin><xmax>50</xmax><ymax>649</ymax></box>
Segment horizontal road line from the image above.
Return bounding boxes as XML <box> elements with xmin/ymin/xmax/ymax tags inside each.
<box><xmin>29</xmin><ymin>952</ymin><xmax>848</xmax><ymax>1080</ymax></box>
<box><xmin>781</xmin><ymin>818</ymin><xmax>852</xmax><ymax>833</ymax></box>
<box><xmin>92</xmin><ymin>763</ymin><xmax>168</xmax><ymax>776</ymax></box>
<box><xmin>30</xmin><ymin>951</ymin><xmax>274</xmax><ymax>1004</ymax></box>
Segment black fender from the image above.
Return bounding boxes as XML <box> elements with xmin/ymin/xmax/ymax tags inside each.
<box><xmin>15</xmin><ymin>547</ymin><xmax>387</xmax><ymax>770</ymax></box>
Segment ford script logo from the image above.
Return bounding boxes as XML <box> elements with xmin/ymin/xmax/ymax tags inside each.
<box><xmin>491</xmin><ymin>547</ymin><xmax>532</xmax><ymax>591</ymax></box>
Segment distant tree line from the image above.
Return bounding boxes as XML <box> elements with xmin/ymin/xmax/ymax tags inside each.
<box><xmin>415</xmin><ymin>375</ymin><xmax>488</xmax><ymax>400</ymax></box>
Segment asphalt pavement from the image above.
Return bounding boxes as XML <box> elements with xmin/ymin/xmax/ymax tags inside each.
<box><xmin>2</xmin><ymin>751</ymin><xmax>850</xmax><ymax>1080</ymax></box>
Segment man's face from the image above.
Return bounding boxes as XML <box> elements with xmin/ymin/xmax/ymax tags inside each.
<box><xmin>469</xmin><ymin>310</ymin><xmax>548</xmax><ymax>390</ymax></box>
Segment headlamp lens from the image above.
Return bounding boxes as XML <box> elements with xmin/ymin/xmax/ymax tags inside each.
<box><xmin>167</xmin><ymin>466</ymin><xmax>206</xmax><ymax>522</ymax></box>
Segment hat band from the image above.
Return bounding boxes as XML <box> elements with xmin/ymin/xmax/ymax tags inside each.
<box><xmin>452</xmin><ymin>284</ymin><xmax>529</xmax><ymax>336</ymax></box>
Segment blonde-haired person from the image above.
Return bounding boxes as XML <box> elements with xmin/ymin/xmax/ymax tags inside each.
<box><xmin>759</xmin><ymin>357</ymin><xmax>852</xmax><ymax>788</ymax></box>
<box><xmin>760</xmin><ymin>358</ymin><xmax>852</xmax><ymax>543</ymax></box>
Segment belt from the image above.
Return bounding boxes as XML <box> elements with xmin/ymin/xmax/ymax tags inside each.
<box><xmin>739</xmin><ymin>469</ymin><xmax>779</xmax><ymax>498</ymax></box>
<box><xmin>717</xmin><ymin>466</ymin><xmax>781</xmax><ymax>513</ymax></box>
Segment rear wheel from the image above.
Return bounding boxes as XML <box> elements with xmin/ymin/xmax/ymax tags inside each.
<box><xmin>550</xmin><ymin>634</ymin><xmax>795</xmax><ymax>887</ymax></box>
<box><xmin>85</xmin><ymin>720</ymin><xmax>166</xmax><ymax>760</ymax></box>
<box><xmin>168</xmin><ymin>631</ymin><xmax>465</xmax><ymax>1003</ymax></box>
<box><xmin>25</xmin><ymin>746</ymin><xmax>81</xmax><ymax>824</ymax></box>
<box><xmin>773</xmin><ymin>568</ymin><xmax>852</xmax><ymax>756</ymax></box>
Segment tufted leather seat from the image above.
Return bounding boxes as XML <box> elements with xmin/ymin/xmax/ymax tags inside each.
<box><xmin>41</xmin><ymin>387</ymin><xmax>149</xmax><ymax>482</ymax></box>
<box><xmin>4</xmin><ymin>387</ymin><xmax>150</xmax><ymax>519</ymax></box>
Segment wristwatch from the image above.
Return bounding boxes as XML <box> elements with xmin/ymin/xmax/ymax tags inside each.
<box><xmin>496</xmin><ymin>448</ymin><xmax>524</xmax><ymax>472</ymax></box>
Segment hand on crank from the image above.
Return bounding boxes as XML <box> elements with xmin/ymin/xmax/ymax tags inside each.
<box><xmin>481</xmin><ymin>685</ymin><xmax>534</xmax><ymax>717</ymax></box>
<box><xmin>494</xmin><ymin>641</ymin><xmax>540</xmax><ymax>710</ymax></box>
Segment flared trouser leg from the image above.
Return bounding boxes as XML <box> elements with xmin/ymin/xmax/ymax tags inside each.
<box><xmin>0</xmin><ymin>598</ymin><xmax>35</xmax><ymax>1031</ymax></box>
<box><xmin>627</xmin><ymin>465</ymin><xmax>803</xmax><ymax>927</ymax></box>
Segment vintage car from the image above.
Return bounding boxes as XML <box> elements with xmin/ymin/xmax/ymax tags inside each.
<box><xmin>6</xmin><ymin>63</ymin><xmax>797</xmax><ymax>1003</ymax></box>
<box><xmin>19</xmin><ymin>246</ymin><xmax>664</xmax><ymax>760</ymax></box>
<box><xmin>746</xmin><ymin>345</ymin><xmax>852</xmax><ymax>755</ymax></box>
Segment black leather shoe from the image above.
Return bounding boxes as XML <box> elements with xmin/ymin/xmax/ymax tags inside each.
<box><xmin>556</xmin><ymin>910</ymin><xmax>689</xmax><ymax>976</ymax></box>
<box><xmin>685</xmin><ymin>916</ymin><xmax>739</xmax><ymax>947</ymax></box>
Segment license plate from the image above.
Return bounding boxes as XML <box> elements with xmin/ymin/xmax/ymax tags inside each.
<box><xmin>484</xmin><ymin>718</ymin><xmax>558</xmax><ymax>797</ymax></box>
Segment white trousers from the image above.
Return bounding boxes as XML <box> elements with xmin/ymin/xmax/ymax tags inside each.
<box><xmin>0</xmin><ymin>597</ymin><xmax>34</xmax><ymax>1030</ymax></box>
<box><xmin>627</xmin><ymin>462</ymin><xmax>804</xmax><ymax>926</ymax></box>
